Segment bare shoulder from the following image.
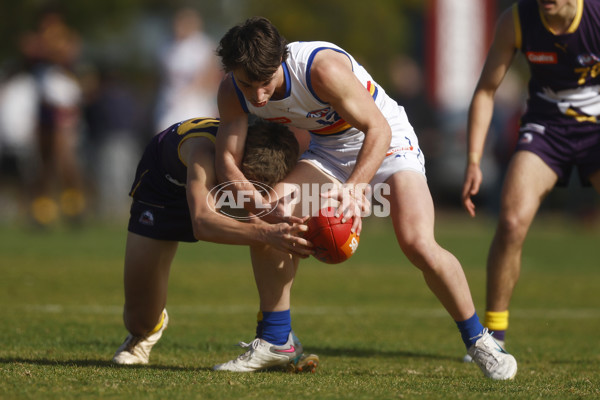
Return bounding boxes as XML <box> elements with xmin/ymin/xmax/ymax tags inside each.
<box><xmin>217</xmin><ymin>73</ymin><xmax>236</xmax><ymax>100</ymax></box>
<box><xmin>310</xmin><ymin>49</ymin><xmax>352</xmax><ymax>80</ymax></box>
<box><xmin>179</xmin><ymin>136</ymin><xmax>215</xmax><ymax>167</ymax></box>
<box><xmin>309</xmin><ymin>49</ymin><xmax>355</xmax><ymax>101</ymax></box>
<box><xmin>494</xmin><ymin>5</ymin><xmax>517</xmax><ymax>48</ymax></box>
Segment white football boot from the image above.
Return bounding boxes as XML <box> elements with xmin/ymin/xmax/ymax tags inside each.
<box><xmin>213</xmin><ymin>331</ymin><xmax>319</xmax><ymax>373</ymax></box>
<box><xmin>467</xmin><ymin>328</ymin><xmax>517</xmax><ymax>380</ymax></box>
<box><xmin>463</xmin><ymin>337</ymin><xmax>505</xmax><ymax>363</ymax></box>
<box><xmin>112</xmin><ymin>309</ymin><xmax>169</xmax><ymax>365</ymax></box>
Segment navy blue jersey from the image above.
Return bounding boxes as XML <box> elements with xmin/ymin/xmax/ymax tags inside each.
<box><xmin>515</xmin><ymin>0</ymin><xmax>600</xmax><ymax>126</ymax></box>
<box><xmin>127</xmin><ymin>117</ymin><xmax>218</xmax><ymax>242</ymax></box>
<box><xmin>129</xmin><ymin>117</ymin><xmax>218</xmax><ymax>207</ymax></box>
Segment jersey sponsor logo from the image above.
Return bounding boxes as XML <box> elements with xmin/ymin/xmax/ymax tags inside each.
<box><xmin>526</xmin><ymin>52</ymin><xmax>558</xmax><ymax>64</ymax></box>
<box><xmin>265</xmin><ymin>117</ymin><xmax>292</xmax><ymax>124</ymax></box>
<box><xmin>165</xmin><ymin>174</ymin><xmax>186</xmax><ymax>187</ymax></box>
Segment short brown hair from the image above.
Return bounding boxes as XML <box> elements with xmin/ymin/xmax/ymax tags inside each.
<box><xmin>242</xmin><ymin>119</ymin><xmax>299</xmax><ymax>187</ymax></box>
<box><xmin>217</xmin><ymin>16</ymin><xmax>288</xmax><ymax>82</ymax></box>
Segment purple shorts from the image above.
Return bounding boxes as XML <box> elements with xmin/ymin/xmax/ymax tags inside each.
<box><xmin>514</xmin><ymin>121</ymin><xmax>600</xmax><ymax>187</ymax></box>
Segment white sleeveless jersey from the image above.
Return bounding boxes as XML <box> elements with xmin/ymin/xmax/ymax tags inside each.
<box><xmin>233</xmin><ymin>41</ymin><xmax>425</xmax><ymax>184</ymax></box>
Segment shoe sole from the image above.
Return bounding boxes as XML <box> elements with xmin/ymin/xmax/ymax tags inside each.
<box><xmin>287</xmin><ymin>354</ymin><xmax>319</xmax><ymax>373</ymax></box>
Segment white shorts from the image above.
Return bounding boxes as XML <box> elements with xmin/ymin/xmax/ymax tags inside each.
<box><xmin>300</xmin><ymin>106</ymin><xmax>426</xmax><ymax>186</ymax></box>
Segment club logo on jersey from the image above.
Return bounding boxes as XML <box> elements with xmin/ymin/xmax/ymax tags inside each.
<box><xmin>139</xmin><ymin>210</ymin><xmax>155</xmax><ymax>226</ymax></box>
<box><xmin>526</xmin><ymin>52</ymin><xmax>558</xmax><ymax>64</ymax></box>
<box><xmin>577</xmin><ymin>53</ymin><xmax>600</xmax><ymax>66</ymax></box>
<box><xmin>306</xmin><ymin>108</ymin><xmax>330</xmax><ymax>119</ymax></box>
<box><xmin>208</xmin><ymin>180</ymin><xmax>277</xmax><ymax>220</ymax></box>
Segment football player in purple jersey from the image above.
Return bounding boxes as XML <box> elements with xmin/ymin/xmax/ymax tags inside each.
<box><xmin>111</xmin><ymin>117</ymin><xmax>318</xmax><ymax>372</ymax></box>
<box><xmin>463</xmin><ymin>0</ymin><xmax>600</xmax><ymax>350</ymax></box>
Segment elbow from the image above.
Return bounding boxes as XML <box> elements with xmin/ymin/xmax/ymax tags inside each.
<box><xmin>191</xmin><ymin>217</ymin><xmax>213</xmax><ymax>242</ymax></box>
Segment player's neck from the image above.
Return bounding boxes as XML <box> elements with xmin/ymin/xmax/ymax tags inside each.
<box><xmin>271</xmin><ymin>66</ymin><xmax>287</xmax><ymax>100</ymax></box>
<box><xmin>541</xmin><ymin>0</ymin><xmax>578</xmax><ymax>35</ymax></box>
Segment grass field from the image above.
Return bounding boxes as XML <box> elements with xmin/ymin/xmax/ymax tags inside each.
<box><xmin>1</xmin><ymin>213</ymin><xmax>599</xmax><ymax>399</ymax></box>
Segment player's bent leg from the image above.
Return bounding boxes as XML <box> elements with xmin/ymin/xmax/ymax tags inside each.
<box><xmin>113</xmin><ymin>309</ymin><xmax>169</xmax><ymax>365</ymax></box>
<box><xmin>113</xmin><ymin>233</ymin><xmax>178</xmax><ymax>364</ymax></box>
<box><xmin>384</xmin><ymin>171</ymin><xmax>475</xmax><ymax>321</ymax></box>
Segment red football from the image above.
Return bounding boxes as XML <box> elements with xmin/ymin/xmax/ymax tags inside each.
<box><xmin>304</xmin><ymin>207</ymin><xmax>360</xmax><ymax>264</ymax></box>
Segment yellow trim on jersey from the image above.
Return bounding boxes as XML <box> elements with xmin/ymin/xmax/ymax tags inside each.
<box><xmin>539</xmin><ymin>0</ymin><xmax>584</xmax><ymax>34</ymax></box>
<box><xmin>177</xmin><ymin>132</ymin><xmax>216</xmax><ymax>167</ymax></box>
<box><xmin>513</xmin><ymin>3</ymin><xmax>522</xmax><ymax>50</ymax></box>
<box><xmin>566</xmin><ymin>0</ymin><xmax>584</xmax><ymax>34</ymax></box>
<box><xmin>130</xmin><ymin>169</ymin><xmax>149</xmax><ymax>197</ymax></box>
<box><xmin>176</xmin><ymin>117</ymin><xmax>219</xmax><ymax>135</ymax></box>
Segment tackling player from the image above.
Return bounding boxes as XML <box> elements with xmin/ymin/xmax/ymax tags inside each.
<box><xmin>111</xmin><ymin>117</ymin><xmax>318</xmax><ymax>372</ymax></box>
<box><xmin>212</xmin><ymin>17</ymin><xmax>517</xmax><ymax>380</ymax></box>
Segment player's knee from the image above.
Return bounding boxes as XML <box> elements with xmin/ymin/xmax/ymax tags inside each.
<box><xmin>398</xmin><ymin>235</ymin><xmax>437</xmax><ymax>269</ymax></box>
<box><xmin>496</xmin><ymin>212</ymin><xmax>529</xmax><ymax>244</ymax></box>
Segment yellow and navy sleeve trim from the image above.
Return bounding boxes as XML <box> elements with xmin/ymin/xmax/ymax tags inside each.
<box><xmin>512</xmin><ymin>3</ymin><xmax>522</xmax><ymax>50</ymax></box>
<box><xmin>175</xmin><ymin>117</ymin><xmax>219</xmax><ymax>166</ymax></box>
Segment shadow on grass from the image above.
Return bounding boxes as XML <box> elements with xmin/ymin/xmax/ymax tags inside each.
<box><xmin>0</xmin><ymin>357</ymin><xmax>213</xmax><ymax>372</ymax></box>
<box><xmin>307</xmin><ymin>346</ymin><xmax>458</xmax><ymax>362</ymax></box>
<box><xmin>0</xmin><ymin>346</ymin><xmax>461</xmax><ymax>371</ymax></box>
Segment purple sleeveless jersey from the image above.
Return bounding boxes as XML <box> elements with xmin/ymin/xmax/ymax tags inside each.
<box><xmin>127</xmin><ymin>118</ymin><xmax>218</xmax><ymax>242</ymax></box>
<box><xmin>514</xmin><ymin>0</ymin><xmax>600</xmax><ymax>186</ymax></box>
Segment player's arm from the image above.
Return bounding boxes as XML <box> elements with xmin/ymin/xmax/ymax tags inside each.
<box><xmin>214</xmin><ymin>74</ymin><xmax>252</xmax><ymax>187</ymax></box>
<box><xmin>462</xmin><ymin>7</ymin><xmax>518</xmax><ymax>217</ymax></box>
<box><xmin>182</xmin><ymin>137</ymin><xmax>312</xmax><ymax>256</ymax></box>
<box><xmin>310</xmin><ymin>50</ymin><xmax>391</xmax><ymax>233</ymax></box>
<box><xmin>215</xmin><ymin>74</ymin><xmax>303</xmax><ymax>224</ymax></box>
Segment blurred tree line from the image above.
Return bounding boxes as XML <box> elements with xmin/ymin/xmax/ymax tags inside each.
<box><xmin>0</xmin><ymin>0</ymin><xmax>426</xmax><ymax>92</ymax></box>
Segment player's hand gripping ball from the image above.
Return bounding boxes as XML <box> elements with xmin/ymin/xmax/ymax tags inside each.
<box><xmin>304</xmin><ymin>207</ymin><xmax>360</xmax><ymax>264</ymax></box>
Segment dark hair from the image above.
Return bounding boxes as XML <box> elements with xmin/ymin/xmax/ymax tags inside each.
<box><xmin>217</xmin><ymin>16</ymin><xmax>288</xmax><ymax>82</ymax></box>
<box><xmin>242</xmin><ymin>119</ymin><xmax>299</xmax><ymax>187</ymax></box>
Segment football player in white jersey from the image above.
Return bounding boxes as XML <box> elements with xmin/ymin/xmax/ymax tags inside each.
<box><xmin>212</xmin><ymin>16</ymin><xmax>517</xmax><ymax>380</ymax></box>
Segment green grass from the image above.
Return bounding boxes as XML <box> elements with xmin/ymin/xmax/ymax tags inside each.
<box><xmin>1</xmin><ymin>213</ymin><xmax>599</xmax><ymax>399</ymax></box>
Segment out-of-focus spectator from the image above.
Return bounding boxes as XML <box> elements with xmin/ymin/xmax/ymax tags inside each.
<box><xmin>388</xmin><ymin>55</ymin><xmax>438</xmax><ymax>155</ymax></box>
<box><xmin>0</xmin><ymin>68</ymin><xmax>40</xmax><ymax>217</ymax></box>
<box><xmin>22</xmin><ymin>11</ymin><xmax>87</xmax><ymax>226</ymax></box>
<box><xmin>154</xmin><ymin>8</ymin><xmax>222</xmax><ymax>131</ymax></box>
<box><xmin>82</xmin><ymin>66</ymin><xmax>141</xmax><ymax>220</ymax></box>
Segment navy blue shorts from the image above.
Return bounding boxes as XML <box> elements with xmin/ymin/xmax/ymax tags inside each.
<box><xmin>128</xmin><ymin>199</ymin><xmax>197</xmax><ymax>243</ymax></box>
<box><xmin>515</xmin><ymin>121</ymin><xmax>600</xmax><ymax>187</ymax></box>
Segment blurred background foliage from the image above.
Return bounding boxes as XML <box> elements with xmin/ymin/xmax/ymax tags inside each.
<box><xmin>0</xmin><ymin>0</ymin><xmax>427</xmax><ymax>90</ymax></box>
<box><xmin>2</xmin><ymin>0</ymin><xmax>593</xmax><ymax>224</ymax></box>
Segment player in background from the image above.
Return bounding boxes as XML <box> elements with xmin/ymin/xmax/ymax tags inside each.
<box><xmin>212</xmin><ymin>17</ymin><xmax>517</xmax><ymax>380</ymax></box>
<box><xmin>112</xmin><ymin>117</ymin><xmax>318</xmax><ymax>372</ymax></box>
<box><xmin>462</xmin><ymin>0</ymin><xmax>600</xmax><ymax>352</ymax></box>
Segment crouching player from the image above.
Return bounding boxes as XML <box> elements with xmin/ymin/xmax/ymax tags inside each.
<box><xmin>111</xmin><ymin>117</ymin><xmax>318</xmax><ymax>372</ymax></box>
